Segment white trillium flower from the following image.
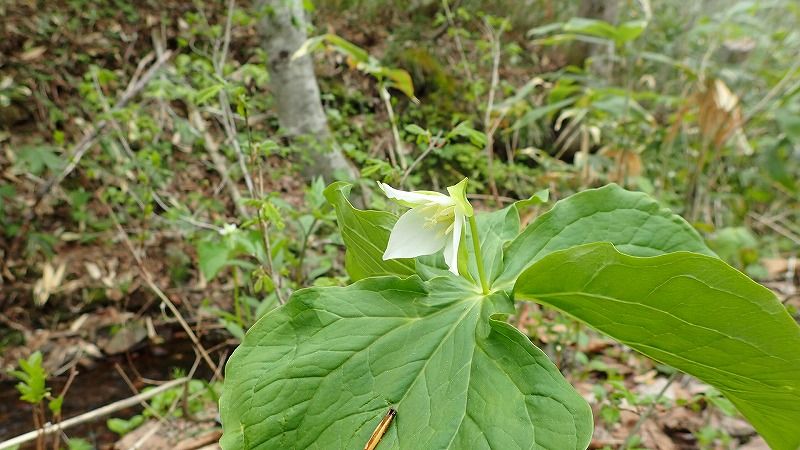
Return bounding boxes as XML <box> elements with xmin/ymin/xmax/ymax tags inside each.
<box><xmin>379</xmin><ymin>179</ymin><xmax>473</xmax><ymax>275</ymax></box>
<box><xmin>219</xmin><ymin>223</ymin><xmax>238</xmax><ymax>236</ymax></box>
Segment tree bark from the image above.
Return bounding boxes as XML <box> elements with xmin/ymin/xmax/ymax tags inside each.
<box><xmin>257</xmin><ymin>0</ymin><xmax>356</xmax><ymax>181</ymax></box>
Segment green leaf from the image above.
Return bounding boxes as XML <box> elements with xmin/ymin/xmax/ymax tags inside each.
<box><xmin>49</xmin><ymin>394</ymin><xmax>64</xmax><ymax>415</ymax></box>
<box><xmin>107</xmin><ymin>415</ymin><xmax>145</xmax><ymax>436</ymax></box>
<box><xmin>11</xmin><ymin>351</ymin><xmax>48</xmax><ymax>404</ymax></box>
<box><xmin>560</xmin><ymin>18</ymin><xmax>647</xmax><ymax>45</ymax></box>
<box><xmin>67</xmin><ymin>438</ymin><xmax>95</xmax><ymax>450</ymax></box>
<box><xmin>470</xmin><ymin>190</ymin><xmax>549</xmax><ymax>282</ymax></box>
<box><xmin>515</xmin><ymin>188</ymin><xmax>550</xmax><ymax>210</ymax></box>
<box><xmin>447</xmin><ymin>121</ymin><xmax>488</xmax><ymax>147</ymax></box>
<box><xmin>446</xmin><ymin>177</ymin><xmax>473</xmax><ymax>217</ymax></box>
<box><xmin>563</xmin><ymin>17</ymin><xmax>620</xmax><ymax>41</ymax></box>
<box><xmin>15</xmin><ymin>145</ymin><xmax>62</xmax><ymax>176</ymax></box>
<box><xmin>512</xmin><ymin>98</ymin><xmax>576</xmax><ymax>131</ymax></box>
<box><xmin>514</xmin><ymin>243</ymin><xmax>800</xmax><ymax>450</ymax></box>
<box><xmin>615</xmin><ymin>20</ymin><xmax>648</xmax><ymax>44</ymax></box>
<box><xmin>526</xmin><ymin>22</ymin><xmax>565</xmax><ymax>37</ymax></box>
<box><xmin>195</xmin><ymin>84</ymin><xmax>224</xmax><ymax>105</ymax></box>
<box><xmin>496</xmin><ymin>184</ymin><xmax>714</xmax><ymax>288</ymax></box>
<box><xmin>708</xmin><ymin>227</ymin><xmax>759</xmax><ymax>269</ymax></box>
<box><xmin>292</xmin><ymin>34</ymin><xmax>327</xmax><ymax>60</ymax></box>
<box><xmin>375</xmin><ymin>67</ymin><xmax>417</xmax><ymax>100</ymax></box>
<box><xmin>220</xmin><ymin>276</ymin><xmax>592</xmax><ymax>449</ymax></box>
<box><xmin>778</xmin><ymin>112</ymin><xmax>800</xmax><ymax>143</ymax></box>
<box><xmin>297</xmin><ymin>33</ymin><xmax>416</xmax><ymax>100</ymax></box>
<box><xmin>196</xmin><ymin>239</ymin><xmax>230</xmax><ymax>280</ymax></box>
<box><xmin>320</xmin><ymin>33</ymin><xmax>370</xmax><ymax>63</ymax></box>
<box><xmin>404</xmin><ymin>124</ymin><xmax>427</xmax><ymax>135</ymax></box>
<box><xmin>324</xmin><ymin>182</ymin><xmax>415</xmax><ymax>281</ymax></box>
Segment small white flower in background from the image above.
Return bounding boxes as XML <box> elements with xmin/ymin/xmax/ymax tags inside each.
<box><xmin>219</xmin><ymin>223</ymin><xmax>238</xmax><ymax>236</ymax></box>
<box><xmin>379</xmin><ymin>179</ymin><xmax>473</xmax><ymax>275</ymax></box>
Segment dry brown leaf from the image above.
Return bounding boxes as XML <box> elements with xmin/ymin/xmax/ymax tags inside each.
<box><xmin>762</xmin><ymin>257</ymin><xmax>790</xmax><ymax>280</ymax></box>
<box><xmin>738</xmin><ymin>436</ymin><xmax>770</xmax><ymax>450</ymax></box>
<box><xmin>33</xmin><ymin>261</ymin><xmax>67</xmax><ymax>306</ymax></box>
<box><xmin>719</xmin><ymin>415</ymin><xmax>756</xmax><ymax>439</ymax></box>
<box><xmin>19</xmin><ymin>46</ymin><xmax>46</xmax><ymax>61</ymax></box>
<box><xmin>85</xmin><ymin>261</ymin><xmax>103</xmax><ymax>280</ymax></box>
<box><xmin>641</xmin><ymin>420</ymin><xmax>678</xmax><ymax>450</ymax></box>
<box><xmin>174</xmin><ymin>430</ymin><xmax>223</xmax><ymax>450</ymax></box>
<box><xmin>114</xmin><ymin>421</ymin><xmax>168</xmax><ymax>450</ymax></box>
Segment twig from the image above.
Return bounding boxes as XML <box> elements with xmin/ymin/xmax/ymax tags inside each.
<box><xmin>191</xmin><ymin>108</ymin><xmax>249</xmax><ymax>218</ymax></box>
<box><xmin>57</xmin><ymin>367</ymin><xmax>79</xmax><ymax>401</ymax></box>
<box><xmin>127</xmin><ymin>422</ymin><xmax>163</xmax><ymax>450</ymax></box>
<box><xmin>8</xmin><ymin>50</ymin><xmax>173</xmax><ymax>260</ymax></box>
<box><xmin>0</xmin><ymin>377</ymin><xmax>189</xmax><ymax>450</ymax></box>
<box><xmin>218</xmin><ymin>93</ymin><xmax>255</xmax><ymax>197</ymax></box>
<box><xmin>113</xmin><ymin>364</ymin><xmax>165</xmax><ymax>420</ymax></box>
<box><xmin>104</xmin><ymin>203</ymin><xmax>219</xmax><ymax>374</ymax></box>
<box><xmin>482</xmin><ymin>19</ymin><xmax>503</xmax><ymax>204</ymax></box>
<box><xmin>442</xmin><ymin>0</ymin><xmax>480</xmax><ymax>113</ymax></box>
<box><xmin>748</xmin><ymin>212</ymin><xmax>800</xmax><ymax>246</ymax></box>
<box><xmin>743</xmin><ymin>58</ymin><xmax>800</xmax><ymax>124</ymax></box>
<box><xmin>215</xmin><ymin>0</ymin><xmax>256</xmax><ymax>197</ymax></box>
<box><xmin>380</xmin><ymin>86</ymin><xmax>406</xmax><ymax>170</ymax></box>
<box><xmin>33</xmin><ymin>50</ymin><xmax>173</xmax><ymax>212</ymax></box>
<box><xmin>294</xmin><ymin>217</ymin><xmax>319</xmax><ymax>283</ymax></box>
<box><xmin>622</xmin><ymin>372</ymin><xmax>679</xmax><ymax>449</ymax></box>
<box><xmin>90</xmin><ymin>70</ymin><xmax>174</xmax><ymax>214</ymax></box>
<box><xmin>49</xmin><ymin>365</ymin><xmax>78</xmax><ymax>450</ymax></box>
<box><xmin>257</xmin><ymin>219</ymin><xmax>287</xmax><ymax>305</ymax></box>
<box><xmin>400</xmin><ymin>132</ymin><xmax>443</xmax><ymax>187</ymax></box>
<box><xmin>217</xmin><ymin>0</ymin><xmax>235</xmax><ymax>75</ymax></box>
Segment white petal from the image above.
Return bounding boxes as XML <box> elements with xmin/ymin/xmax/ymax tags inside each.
<box><xmin>443</xmin><ymin>212</ymin><xmax>464</xmax><ymax>275</ymax></box>
<box><xmin>383</xmin><ymin>207</ymin><xmax>449</xmax><ymax>260</ymax></box>
<box><xmin>378</xmin><ymin>182</ymin><xmax>453</xmax><ymax>206</ymax></box>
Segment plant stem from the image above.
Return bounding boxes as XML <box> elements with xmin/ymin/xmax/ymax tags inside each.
<box><xmin>295</xmin><ymin>217</ymin><xmax>318</xmax><ymax>284</ymax></box>
<box><xmin>232</xmin><ymin>266</ymin><xmax>244</xmax><ymax>329</ymax></box>
<box><xmin>468</xmin><ymin>215</ymin><xmax>489</xmax><ymax>294</ymax></box>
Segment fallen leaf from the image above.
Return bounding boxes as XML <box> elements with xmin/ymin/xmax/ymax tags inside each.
<box><xmin>101</xmin><ymin>321</ymin><xmax>148</xmax><ymax>355</ymax></box>
<box><xmin>33</xmin><ymin>261</ymin><xmax>67</xmax><ymax>306</ymax></box>
<box><xmin>738</xmin><ymin>436</ymin><xmax>770</xmax><ymax>450</ymax></box>
<box><xmin>19</xmin><ymin>46</ymin><xmax>46</xmax><ymax>61</ymax></box>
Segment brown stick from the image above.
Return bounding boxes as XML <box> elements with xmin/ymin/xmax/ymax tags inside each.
<box><xmin>0</xmin><ymin>377</ymin><xmax>189</xmax><ymax>450</ymax></box>
<box><xmin>34</xmin><ymin>50</ymin><xmax>173</xmax><ymax>211</ymax></box>
<box><xmin>748</xmin><ymin>212</ymin><xmax>800</xmax><ymax>247</ymax></box>
<box><xmin>104</xmin><ymin>203</ymin><xmax>219</xmax><ymax>374</ymax></box>
<box><xmin>482</xmin><ymin>18</ymin><xmax>503</xmax><ymax>204</ymax></box>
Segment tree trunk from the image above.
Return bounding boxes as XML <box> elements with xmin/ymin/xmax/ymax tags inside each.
<box><xmin>257</xmin><ymin>0</ymin><xmax>356</xmax><ymax>181</ymax></box>
<box><xmin>565</xmin><ymin>0</ymin><xmax>620</xmax><ymax>71</ymax></box>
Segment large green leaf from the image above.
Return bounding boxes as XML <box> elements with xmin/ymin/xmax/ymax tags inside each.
<box><xmin>324</xmin><ymin>182</ymin><xmax>415</xmax><ymax>281</ymax></box>
<box><xmin>561</xmin><ymin>18</ymin><xmax>647</xmax><ymax>45</ymax></box>
<box><xmin>496</xmin><ymin>184</ymin><xmax>714</xmax><ymax>288</ymax></box>
<box><xmin>514</xmin><ymin>243</ymin><xmax>800</xmax><ymax>450</ymax></box>
<box><xmin>219</xmin><ymin>276</ymin><xmax>592</xmax><ymax>449</ymax></box>
<box><xmin>472</xmin><ymin>189</ymin><xmax>549</xmax><ymax>282</ymax></box>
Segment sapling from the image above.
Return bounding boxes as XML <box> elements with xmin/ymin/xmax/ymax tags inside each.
<box><xmin>219</xmin><ymin>181</ymin><xmax>800</xmax><ymax>450</ymax></box>
<box><xmin>10</xmin><ymin>351</ymin><xmax>68</xmax><ymax>450</ymax></box>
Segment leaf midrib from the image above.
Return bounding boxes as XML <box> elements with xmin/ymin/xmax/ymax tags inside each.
<box><xmin>391</xmin><ymin>297</ymin><xmax>482</xmax><ymax>449</ymax></box>
<box><xmin>294</xmin><ymin>294</ymin><xmax>482</xmax><ymax>449</ymax></box>
<box><xmin>527</xmin><ymin>290</ymin><xmax>794</xmax><ymax>390</ymax></box>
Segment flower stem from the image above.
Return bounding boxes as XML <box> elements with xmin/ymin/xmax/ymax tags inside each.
<box><xmin>468</xmin><ymin>215</ymin><xmax>490</xmax><ymax>294</ymax></box>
